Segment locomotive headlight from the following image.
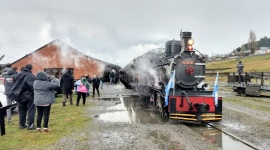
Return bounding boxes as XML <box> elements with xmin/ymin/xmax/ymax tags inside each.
<box><xmin>188</xmin><ymin>39</ymin><xmax>194</xmax><ymax>45</ymax></box>
<box><xmin>187</xmin><ymin>39</ymin><xmax>194</xmax><ymax>51</ymax></box>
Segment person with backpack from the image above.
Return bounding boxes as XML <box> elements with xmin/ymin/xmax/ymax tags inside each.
<box><xmin>4</xmin><ymin>68</ymin><xmax>18</xmax><ymax>124</ymax></box>
<box><xmin>9</xmin><ymin>64</ymin><xmax>36</xmax><ymax>130</ymax></box>
<box><xmin>75</xmin><ymin>76</ymin><xmax>90</xmax><ymax>106</ymax></box>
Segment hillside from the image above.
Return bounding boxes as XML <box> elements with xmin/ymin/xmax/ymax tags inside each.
<box><xmin>206</xmin><ymin>53</ymin><xmax>270</xmax><ymax>73</ymax></box>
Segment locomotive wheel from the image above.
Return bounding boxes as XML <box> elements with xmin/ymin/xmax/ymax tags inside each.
<box><xmin>162</xmin><ymin>111</ymin><xmax>169</xmax><ymax>118</ymax></box>
<box><xmin>150</xmin><ymin>91</ymin><xmax>156</xmax><ymax>105</ymax></box>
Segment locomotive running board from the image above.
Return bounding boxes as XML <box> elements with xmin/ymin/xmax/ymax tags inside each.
<box><xmin>202</xmin><ymin>118</ymin><xmax>222</xmax><ymax>121</ymax></box>
<box><xmin>169</xmin><ymin>113</ymin><xmax>222</xmax><ymax>122</ymax></box>
<box><xmin>170</xmin><ymin>116</ymin><xmax>198</xmax><ymax>121</ymax></box>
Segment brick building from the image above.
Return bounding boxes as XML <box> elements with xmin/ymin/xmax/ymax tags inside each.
<box><xmin>10</xmin><ymin>39</ymin><xmax>118</xmax><ymax>80</ymax></box>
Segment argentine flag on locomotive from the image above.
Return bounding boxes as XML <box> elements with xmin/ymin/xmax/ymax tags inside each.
<box><xmin>165</xmin><ymin>70</ymin><xmax>175</xmax><ymax>106</ymax></box>
<box><xmin>212</xmin><ymin>72</ymin><xmax>219</xmax><ymax>106</ymax></box>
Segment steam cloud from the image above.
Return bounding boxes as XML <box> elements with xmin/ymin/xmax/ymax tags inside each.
<box><xmin>135</xmin><ymin>48</ymin><xmax>164</xmax><ymax>87</ymax></box>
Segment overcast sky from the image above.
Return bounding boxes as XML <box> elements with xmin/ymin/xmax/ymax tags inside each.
<box><xmin>0</xmin><ymin>0</ymin><xmax>269</xmax><ymax>67</ymax></box>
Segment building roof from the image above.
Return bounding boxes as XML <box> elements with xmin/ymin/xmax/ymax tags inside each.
<box><xmin>10</xmin><ymin>39</ymin><xmax>116</xmax><ymax>67</ymax></box>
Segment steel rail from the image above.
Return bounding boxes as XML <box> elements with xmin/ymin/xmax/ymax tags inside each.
<box><xmin>206</xmin><ymin>123</ymin><xmax>259</xmax><ymax>150</ymax></box>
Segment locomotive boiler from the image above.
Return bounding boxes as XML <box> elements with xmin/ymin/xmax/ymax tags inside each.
<box><xmin>120</xmin><ymin>31</ymin><xmax>222</xmax><ymax>124</ymax></box>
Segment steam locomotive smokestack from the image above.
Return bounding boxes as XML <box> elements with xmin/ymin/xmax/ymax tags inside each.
<box><xmin>180</xmin><ymin>32</ymin><xmax>192</xmax><ymax>52</ymax></box>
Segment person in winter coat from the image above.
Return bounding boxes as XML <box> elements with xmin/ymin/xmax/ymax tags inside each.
<box><xmin>91</xmin><ymin>74</ymin><xmax>100</xmax><ymax>97</ymax></box>
<box><xmin>33</xmin><ymin>71</ymin><xmax>60</xmax><ymax>133</ymax></box>
<box><xmin>85</xmin><ymin>74</ymin><xmax>91</xmax><ymax>97</ymax></box>
<box><xmin>237</xmin><ymin>61</ymin><xmax>244</xmax><ymax>82</ymax></box>
<box><xmin>109</xmin><ymin>71</ymin><xmax>115</xmax><ymax>84</ymax></box>
<box><xmin>75</xmin><ymin>76</ymin><xmax>90</xmax><ymax>106</ymax></box>
<box><xmin>9</xmin><ymin>64</ymin><xmax>36</xmax><ymax>130</ymax></box>
<box><xmin>4</xmin><ymin>69</ymin><xmax>18</xmax><ymax>124</ymax></box>
<box><xmin>99</xmin><ymin>74</ymin><xmax>104</xmax><ymax>89</ymax></box>
<box><xmin>60</xmin><ymin>69</ymin><xmax>74</xmax><ymax>106</ymax></box>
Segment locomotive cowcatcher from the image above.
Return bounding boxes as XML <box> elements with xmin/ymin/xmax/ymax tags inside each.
<box><xmin>120</xmin><ymin>31</ymin><xmax>222</xmax><ymax>124</ymax></box>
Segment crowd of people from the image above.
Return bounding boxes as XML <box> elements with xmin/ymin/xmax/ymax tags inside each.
<box><xmin>3</xmin><ymin>64</ymin><xmax>105</xmax><ymax>133</ymax></box>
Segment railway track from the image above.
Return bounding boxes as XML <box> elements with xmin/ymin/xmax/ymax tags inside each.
<box><xmin>205</xmin><ymin>123</ymin><xmax>259</xmax><ymax>150</ymax></box>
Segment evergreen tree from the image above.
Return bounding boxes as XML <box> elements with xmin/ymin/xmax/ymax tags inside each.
<box><xmin>248</xmin><ymin>30</ymin><xmax>257</xmax><ymax>54</ymax></box>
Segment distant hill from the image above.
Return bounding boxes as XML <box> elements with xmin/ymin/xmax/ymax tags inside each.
<box><xmin>206</xmin><ymin>53</ymin><xmax>270</xmax><ymax>73</ymax></box>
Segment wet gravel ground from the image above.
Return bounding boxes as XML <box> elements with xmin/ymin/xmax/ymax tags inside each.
<box><xmin>218</xmin><ymin>84</ymin><xmax>270</xmax><ymax>150</ymax></box>
<box><xmin>50</xmin><ymin>82</ymin><xmax>270</xmax><ymax>150</ymax></box>
<box><xmin>50</xmin><ymin>84</ymin><xmax>218</xmax><ymax>150</ymax></box>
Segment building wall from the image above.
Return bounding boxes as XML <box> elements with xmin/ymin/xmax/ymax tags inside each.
<box><xmin>11</xmin><ymin>41</ymin><xmax>105</xmax><ymax>80</ymax></box>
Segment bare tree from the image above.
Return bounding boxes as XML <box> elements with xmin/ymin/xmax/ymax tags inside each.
<box><xmin>248</xmin><ymin>30</ymin><xmax>257</xmax><ymax>54</ymax></box>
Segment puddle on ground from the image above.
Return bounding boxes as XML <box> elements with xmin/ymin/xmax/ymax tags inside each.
<box><xmin>149</xmin><ymin>130</ymin><xmax>183</xmax><ymax>150</ymax></box>
<box><xmin>98</xmin><ymin>98</ymin><xmax>120</xmax><ymax>101</ymax></box>
<box><xmin>116</xmin><ymin>94</ymin><xmax>139</xmax><ymax>97</ymax></box>
<box><xmin>222</xmin><ymin>123</ymin><xmax>246</xmax><ymax>130</ymax></box>
<box><xmin>190</xmin><ymin>125</ymin><xmax>255</xmax><ymax>150</ymax></box>
<box><xmin>97</xmin><ymin>96</ymin><xmax>167</xmax><ymax>124</ymax></box>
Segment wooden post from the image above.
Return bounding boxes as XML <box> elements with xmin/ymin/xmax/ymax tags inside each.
<box><xmin>0</xmin><ymin>103</ymin><xmax>18</xmax><ymax>136</ymax></box>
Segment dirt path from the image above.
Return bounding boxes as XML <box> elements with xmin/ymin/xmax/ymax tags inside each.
<box><xmin>50</xmin><ymin>83</ymin><xmax>218</xmax><ymax>150</ymax></box>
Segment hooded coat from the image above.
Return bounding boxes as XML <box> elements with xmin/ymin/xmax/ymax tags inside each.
<box><xmin>60</xmin><ymin>71</ymin><xmax>74</xmax><ymax>94</ymax></box>
<box><xmin>75</xmin><ymin>77</ymin><xmax>90</xmax><ymax>93</ymax></box>
<box><xmin>8</xmin><ymin>67</ymin><xmax>36</xmax><ymax>102</ymax></box>
<box><xmin>33</xmin><ymin>72</ymin><xmax>60</xmax><ymax>106</ymax></box>
<box><xmin>4</xmin><ymin>69</ymin><xmax>18</xmax><ymax>95</ymax></box>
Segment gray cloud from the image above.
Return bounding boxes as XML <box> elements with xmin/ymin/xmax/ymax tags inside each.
<box><xmin>1</xmin><ymin>0</ymin><xmax>270</xmax><ymax>66</ymax></box>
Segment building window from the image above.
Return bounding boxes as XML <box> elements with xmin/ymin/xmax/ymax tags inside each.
<box><xmin>44</xmin><ymin>68</ymin><xmax>73</xmax><ymax>79</ymax></box>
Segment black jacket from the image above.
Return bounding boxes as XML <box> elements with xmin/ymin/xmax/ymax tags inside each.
<box><xmin>237</xmin><ymin>63</ymin><xmax>244</xmax><ymax>73</ymax></box>
<box><xmin>86</xmin><ymin>76</ymin><xmax>91</xmax><ymax>84</ymax></box>
<box><xmin>8</xmin><ymin>68</ymin><xmax>36</xmax><ymax>102</ymax></box>
<box><xmin>91</xmin><ymin>77</ymin><xmax>100</xmax><ymax>87</ymax></box>
<box><xmin>4</xmin><ymin>69</ymin><xmax>17</xmax><ymax>95</ymax></box>
<box><xmin>60</xmin><ymin>72</ymin><xmax>74</xmax><ymax>91</ymax></box>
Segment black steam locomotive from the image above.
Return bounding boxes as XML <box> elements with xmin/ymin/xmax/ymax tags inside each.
<box><xmin>120</xmin><ymin>31</ymin><xmax>222</xmax><ymax>124</ymax></box>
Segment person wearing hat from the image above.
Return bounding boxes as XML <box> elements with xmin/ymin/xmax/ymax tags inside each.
<box><xmin>9</xmin><ymin>64</ymin><xmax>37</xmax><ymax>130</ymax></box>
